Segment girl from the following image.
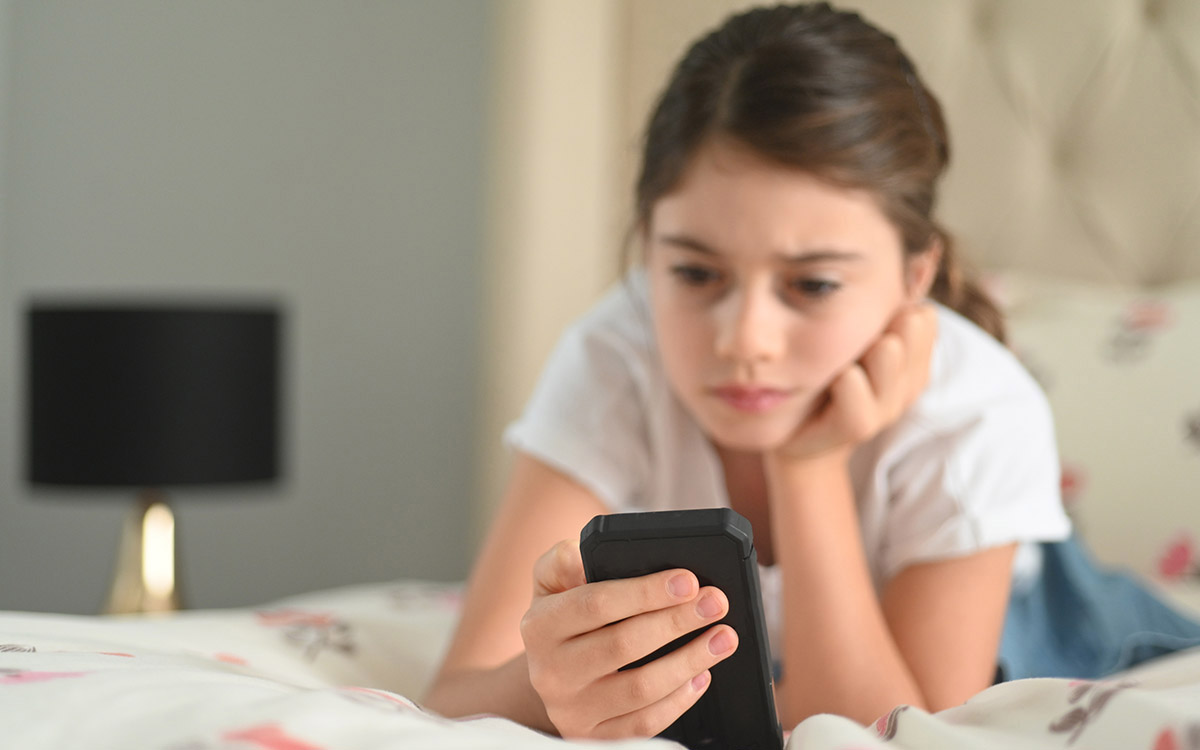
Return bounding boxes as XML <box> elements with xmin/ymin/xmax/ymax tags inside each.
<box><xmin>424</xmin><ymin>1</ymin><xmax>1200</xmax><ymax>738</ymax></box>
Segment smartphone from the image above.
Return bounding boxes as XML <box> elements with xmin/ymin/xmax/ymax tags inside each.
<box><xmin>579</xmin><ymin>508</ymin><xmax>783</xmax><ymax>750</ymax></box>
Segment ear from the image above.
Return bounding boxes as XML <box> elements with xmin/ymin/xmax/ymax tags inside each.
<box><xmin>904</xmin><ymin>237</ymin><xmax>942</xmax><ymax>302</ymax></box>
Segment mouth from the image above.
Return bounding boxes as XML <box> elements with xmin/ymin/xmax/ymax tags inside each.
<box><xmin>709</xmin><ymin>384</ymin><xmax>792</xmax><ymax>414</ymax></box>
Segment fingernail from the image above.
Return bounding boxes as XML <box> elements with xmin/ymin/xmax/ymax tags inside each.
<box><xmin>668</xmin><ymin>574</ymin><xmax>693</xmax><ymax>598</ymax></box>
<box><xmin>696</xmin><ymin>593</ymin><xmax>722</xmax><ymax>619</ymax></box>
<box><xmin>692</xmin><ymin>670</ymin><xmax>711</xmax><ymax>691</ymax></box>
<box><xmin>708</xmin><ymin>629</ymin><xmax>736</xmax><ymax>656</ymax></box>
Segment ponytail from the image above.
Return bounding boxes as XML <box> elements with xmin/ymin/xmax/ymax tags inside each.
<box><xmin>928</xmin><ymin>228</ymin><xmax>1007</xmax><ymax>344</ymax></box>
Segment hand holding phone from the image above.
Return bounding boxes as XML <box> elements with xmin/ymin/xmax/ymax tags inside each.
<box><xmin>520</xmin><ymin>537</ymin><xmax>734</xmax><ymax>741</ymax></box>
<box><xmin>580</xmin><ymin>508</ymin><xmax>783</xmax><ymax>750</ymax></box>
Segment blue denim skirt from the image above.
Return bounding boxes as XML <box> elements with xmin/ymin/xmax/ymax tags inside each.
<box><xmin>997</xmin><ymin>534</ymin><xmax>1200</xmax><ymax>681</ymax></box>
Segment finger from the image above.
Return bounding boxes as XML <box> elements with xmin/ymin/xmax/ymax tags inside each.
<box><xmin>563</xmin><ymin>586</ymin><xmax>729</xmax><ymax>684</ymax></box>
<box><xmin>859</xmin><ymin>331</ymin><xmax>905</xmax><ymax>418</ymax></box>
<box><xmin>891</xmin><ymin>303</ymin><xmax>938</xmax><ymax>401</ymax></box>
<box><xmin>792</xmin><ymin>366</ymin><xmax>871</xmax><ymax>454</ymax></box>
<box><xmin>827</xmin><ymin>362</ymin><xmax>878</xmax><ymax>440</ymax></box>
<box><xmin>533</xmin><ymin>568</ymin><xmax>700</xmax><ymax>644</ymax></box>
<box><xmin>588</xmin><ymin>671</ymin><xmax>710</xmax><ymax>739</ymax></box>
<box><xmin>887</xmin><ymin>297</ymin><xmax>933</xmax><ymax>331</ymax></box>
<box><xmin>589</xmin><ymin>625</ymin><xmax>737</xmax><ymax>738</ymax></box>
<box><xmin>532</xmin><ymin>540</ymin><xmax>588</xmax><ymax>598</ymax></box>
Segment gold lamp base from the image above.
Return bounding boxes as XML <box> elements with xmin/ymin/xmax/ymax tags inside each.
<box><xmin>104</xmin><ymin>489</ymin><xmax>182</xmax><ymax>615</ymax></box>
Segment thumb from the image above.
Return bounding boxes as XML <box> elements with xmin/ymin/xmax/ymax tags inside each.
<box><xmin>532</xmin><ymin>539</ymin><xmax>587</xmax><ymax>598</ymax></box>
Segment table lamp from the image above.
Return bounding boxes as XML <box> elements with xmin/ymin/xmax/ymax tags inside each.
<box><xmin>25</xmin><ymin>302</ymin><xmax>282</xmax><ymax>615</ymax></box>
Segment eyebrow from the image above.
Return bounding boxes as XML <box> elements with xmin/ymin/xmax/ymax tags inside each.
<box><xmin>655</xmin><ymin>233</ymin><xmax>866</xmax><ymax>264</ymax></box>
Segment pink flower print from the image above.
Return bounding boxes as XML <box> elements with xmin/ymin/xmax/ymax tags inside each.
<box><xmin>1060</xmin><ymin>464</ymin><xmax>1086</xmax><ymax>513</ymax></box>
<box><xmin>0</xmin><ymin>668</ymin><xmax>88</xmax><ymax>685</ymax></box>
<box><xmin>1123</xmin><ymin>301</ymin><xmax>1173</xmax><ymax>332</ymax></box>
<box><xmin>255</xmin><ymin>609</ymin><xmax>354</xmax><ymax>661</ymax></box>
<box><xmin>221</xmin><ymin>724</ymin><xmax>324</xmax><ymax>750</ymax></box>
<box><xmin>1153</xmin><ymin>724</ymin><xmax>1200</xmax><ymax>750</ymax></box>
<box><xmin>872</xmin><ymin>705</ymin><xmax>908</xmax><ymax>740</ymax></box>
<box><xmin>1159</xmin><ymin>533</ymin><xmax>1197</xmax><ymax>581</ymax></box>
<box><xmin>339</xmin><ymin>686</ymin><xmax>421</xmax><ymax>713</ymax></box>
<box><xmin>1157</xmin><ymin>728</ymin><xmax>1180</xmax><ymax>750</ymax></box>
<box><xmin>1107</xmin><ymin>301</ymin><xmax>1173</xmax><ymax>363</ymax></box>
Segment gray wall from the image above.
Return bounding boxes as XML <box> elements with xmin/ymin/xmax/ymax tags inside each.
<box><xmin>0</xmin><ymin>1</ymin><xmax>490</xmax><ymax>613</ymax></box>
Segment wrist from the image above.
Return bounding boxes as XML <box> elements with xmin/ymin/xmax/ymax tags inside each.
<box><xmin>508</xmin><ymin>652</ymin><xmax>556</xmax><ymax>734</ymax></box>
<box><xmin>425</xmin><ymin>654</ymin><xmax>554</xmax><ymax>733</ymax></box>
<box><xmin>766</xmin><ymin>445</ymin><xmax>851</xmax><ymax>480</ymax></box>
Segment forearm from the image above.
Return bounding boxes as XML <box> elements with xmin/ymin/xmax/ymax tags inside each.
<box><xmin>767</xmin><ymin>454</ymin><xmax>925</xmax><ymax>726</ymax></box>
<box><xmin>423</xmin><ymin>653</ymin><xmax>555</xmax><ymax>734</ymax></box>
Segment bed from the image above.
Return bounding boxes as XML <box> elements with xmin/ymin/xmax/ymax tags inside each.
<box><xmin>5</xmin><ymin>0</ymin><xmax>1199</xmax><ymax>748</ymax></box>
<box><xmin>2</xmin><ymin>580</ymin><xmax>1200</xmax><ymax>749</ymax></box>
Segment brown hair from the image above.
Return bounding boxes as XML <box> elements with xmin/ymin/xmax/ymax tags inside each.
<box><xmin>632</xmin><ymin>2</ymin><xmax>1005</xmax><ymax>342</ymax></box>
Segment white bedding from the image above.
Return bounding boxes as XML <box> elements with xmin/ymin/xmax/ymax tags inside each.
<box><xmin>3</xmin><ymin>580</ymin><xmax>1200</xmax><ymax>749</ymax></box>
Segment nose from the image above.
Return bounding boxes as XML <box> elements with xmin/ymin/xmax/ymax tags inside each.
<box><xmin>714</xmin><ymin>285</ymin><xmax>786</xmax><ymax>365</ymax></box>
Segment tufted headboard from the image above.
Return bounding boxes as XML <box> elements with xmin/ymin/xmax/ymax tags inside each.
<box><xmin>620</xmin><ymin>0</ymin><xmax>1200</xmax><ymax>286</ymax></box>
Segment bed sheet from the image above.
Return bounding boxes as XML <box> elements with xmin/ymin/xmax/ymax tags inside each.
<box><xmin>3</xmin><ymin>580</ymin><xmax>1200</xmax><ymax>750</ymax></box>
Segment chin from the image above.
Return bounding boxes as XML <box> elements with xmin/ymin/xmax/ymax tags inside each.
<box><xmin>700</xmin><ymin>415</ymin><xmax>800</xmax><ymax>454</ymax></box>
<box><xmin>695</xmin><ymin>398</ymin><xmax>821</xmax><ymax>454</ymax></box>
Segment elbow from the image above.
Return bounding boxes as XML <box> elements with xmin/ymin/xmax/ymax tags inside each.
<box><xmin>421</xmin><ymin>667</ymin><xmax>467</xmax><ymax>716</ymax></box>
<box><xmin>420</xmin><ymin>679</ymin><xmax>449</xmax><ymax>715</ymax></box>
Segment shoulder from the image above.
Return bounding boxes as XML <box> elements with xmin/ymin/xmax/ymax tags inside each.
<box><xmin>503</xmin><ymin>273</ymin><xmax>667</xmax><ymax>509</ymax></box>
<box><xmin>884</xmin><ymin>304</ymin><xmax>1061</xmax><ymax>494</ymax></box>
<box><xmin>874</xmin><ymin>304</ymin><xmax>1066</xmax><ymax>522</ymax></box>
<box><xmin>513</xmin><ymin>273</ymin><xmax>660</xmax><ymax>424</ymax></box>
<box><xmin>556</xmin><ymin>272</ymin><xmax>656</xmax><ymax>371</ymax></box>
<box><xmin>866</xmin><ymin>305</ymin><xmax>1071</xmax><ymax>581</ymax></box>
<box><xmin>913</xmin><ymin>304</ymin><xmax>1052</xmax><ymax>430</ymax></box>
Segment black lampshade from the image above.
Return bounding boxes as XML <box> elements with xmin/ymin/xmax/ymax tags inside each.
<box><xmin>26</xmin><ymin>302</ymin><xmax>283</xmax><ymax>487</ymax></box>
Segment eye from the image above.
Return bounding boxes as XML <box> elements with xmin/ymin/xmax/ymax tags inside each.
<box><xmin>670</xmin><ymin>264</ymin><xmax>723</xmax><ymax>287</ymax></box>
<box><xmin>787</xmin><ymin>277</ymin><xmax>842</xmax><ymax>299</ymax></box>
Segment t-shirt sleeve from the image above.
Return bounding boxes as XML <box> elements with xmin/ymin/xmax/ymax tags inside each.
<box><xmin>879</xmin><ymin>387</ymin><xmax>1073</xmax><ymax>582</ymax></box>
<box><xmin>503</xmin><ymin>323</ymin><xmax>651</xmax><ymax>512</ymax></box>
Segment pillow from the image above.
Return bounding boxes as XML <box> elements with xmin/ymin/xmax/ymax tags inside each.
<box><xmin>983</xmin><ymin>273</ymin><xmax>1200</xmax><ymax>580</ymax></box>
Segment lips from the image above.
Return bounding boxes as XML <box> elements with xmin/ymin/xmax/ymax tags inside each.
<box><xmin>710</xmin><ymin>385</ymin><xmax>791</xmax><ymax>413</ymax></box>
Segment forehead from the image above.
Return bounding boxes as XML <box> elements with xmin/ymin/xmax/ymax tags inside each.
<box><xmin>649</xmin><ymin>140</ymin><xmax>903</xmax><ymax>260</ymax></box>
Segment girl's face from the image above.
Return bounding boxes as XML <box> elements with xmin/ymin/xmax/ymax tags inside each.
<box><xmin>646</xmin><ymin>139</ymin><xmax>934</xmax><ymax>452</ymax></box>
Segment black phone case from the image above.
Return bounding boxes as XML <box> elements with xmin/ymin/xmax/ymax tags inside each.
<box><xmin>579</xmin><ymin>508</ymin><xmax>783</xmax><ymax>750</ymax></box>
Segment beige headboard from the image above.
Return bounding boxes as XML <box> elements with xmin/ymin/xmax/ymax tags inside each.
<box><xmin>621</xmin><ymin>0</ymin><xmax>1200</xmax><ymax>287</ymax></box>
<box><xmin>474</xmin><ymin>0</ymin><xmax>1200</xmax><ymax>533</ymax></box>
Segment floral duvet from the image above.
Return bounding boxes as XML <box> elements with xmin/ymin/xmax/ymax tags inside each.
<box><xmin>2</xmin><ymin>580</ymin><xmax>1199</xmax><ymax>750</ymax></box>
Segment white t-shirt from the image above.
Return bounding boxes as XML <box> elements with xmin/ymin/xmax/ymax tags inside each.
<box><xmin>505</xmin><ymin>273</ymin><xmax>1072</xmax><ymax>651</ymax></box>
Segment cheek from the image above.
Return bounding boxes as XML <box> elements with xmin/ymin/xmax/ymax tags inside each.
<box><xmin>654</xmin><ymin>305</ymin><xmax>712</xmax><ymax>385</ymax></box>
<box><xmin>790</xmin><ymin>307</ymin><xmax>894</xmax><ymax>386</ymax></box>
